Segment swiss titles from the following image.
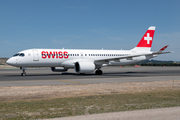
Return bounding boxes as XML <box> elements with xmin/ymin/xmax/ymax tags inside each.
<box><xmin>41</xmin><ymin>51</ymin><xmax>68</xmax><ymax>59</ymax></box>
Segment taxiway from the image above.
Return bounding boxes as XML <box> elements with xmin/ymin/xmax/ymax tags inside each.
<box><xmin>0</xmin><ymin>66</ymin><xmax>180</xmax><ymax>87</ymax></box>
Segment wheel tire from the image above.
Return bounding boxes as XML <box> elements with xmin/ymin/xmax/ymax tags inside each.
<box><xmin>99</xmin><ymin>70</ymin><xmax>103</xmax><ymax>75</ymax></box>
<box><xmin>21</xmin><ymin>73</ymin><xmax>26</xmax><ymax>76</ymax></box>
<box><xmin>95</xmin><ymin>70</ymin><xmax>103</xmax><ymax>75</ymax></box>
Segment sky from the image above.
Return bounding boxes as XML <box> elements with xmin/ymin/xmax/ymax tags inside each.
<box><xmin>0</xmin><ymin>0</ymin><xmax>180</xmax><ymax>61</ymax></box>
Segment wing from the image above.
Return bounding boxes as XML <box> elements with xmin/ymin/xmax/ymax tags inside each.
<box><xmin>95</xmin><ymin>45</ymin><xmax>172</xmax><ymax>62</ymax></box>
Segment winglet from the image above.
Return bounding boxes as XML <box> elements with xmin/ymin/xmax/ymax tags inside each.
<box><xmin>152</xmin><ymin>45</ymin><xmax>173</xmax><ymax>54</ymax></box>
<box><xmin>157</xmin><ymin>45</ymin><xmax>169</xmax><ymax>53</ymax></box>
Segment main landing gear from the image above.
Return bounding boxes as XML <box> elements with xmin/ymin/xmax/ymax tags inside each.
<box><xmin>20</xmin><ymin>67</ymin><xmax>26</xmax><ymax>76</ymax></box>
<box><xmin>95</xmin><ymin>69</ymin><xmax>103</xmax><ymax>75</ymax></box>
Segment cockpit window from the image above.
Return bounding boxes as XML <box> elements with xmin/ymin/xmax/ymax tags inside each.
<box><xmin>19</xmin><ymin>53</ymin><xmax>25</xmax><ymax>57</ymax></box>
<box><xmin>13</xmin><ymin>53</ymin><xmax>25</xmax><ymax>57</ymax></box>
<box><xmin>13</xmin><ymin>53</ymin><xmax>20</xmax><ymax>57</ymax></box>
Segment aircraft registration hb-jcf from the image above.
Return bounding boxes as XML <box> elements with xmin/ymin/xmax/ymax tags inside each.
<box><xmin>6</xmin><ymin>26</ymin><xmax>172</xmax><ymax>76</ymax></box>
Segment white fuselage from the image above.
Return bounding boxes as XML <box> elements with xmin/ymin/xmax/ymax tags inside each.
<box><xmin>7</xmin><ymin>48</ymin><xmax>154</xmax><ymax>68</ymax></box>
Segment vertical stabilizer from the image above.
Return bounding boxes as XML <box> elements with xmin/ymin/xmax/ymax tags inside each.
<box><xmin>132</xmin><ymin>26</ymin><xmax>156</xmax><ymax>52</ymax></box>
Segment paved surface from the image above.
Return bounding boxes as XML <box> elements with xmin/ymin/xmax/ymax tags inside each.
<box><xmin>0</xmin><ymin>67</ymin><xmax>180</xmax><ymax>87</ymax></box>
<box><xmin>1</xmin><ymin>67</ymin><xmax>180</xmax><ymax>120</ymax></box>
<box><xmin>43</xmin><ymin>107</ymin><xmax>180</xmax><ymax>120</ymax></box>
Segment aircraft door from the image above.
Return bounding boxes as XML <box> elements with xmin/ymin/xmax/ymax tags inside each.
<box><xmin>33</xmin><ymin>50</ymin><xmax>39</xmax><ymax>61</ymax></box>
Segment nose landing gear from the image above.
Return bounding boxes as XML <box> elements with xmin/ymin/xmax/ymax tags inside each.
<box><xmin>20</xmin><ymin>67</ymin><xmax>27</xmax><ymax>76</ymax></box>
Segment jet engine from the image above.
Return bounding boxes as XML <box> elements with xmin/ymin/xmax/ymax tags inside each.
<box><xmin>51</xmin><ymin>67</ymin><xmax>68</xmax><ymax>72</ymax></box>
<box><xmin>74</xmin><ymin>61</ymin><xmax>95</xmax><ymax>73</ymax></box>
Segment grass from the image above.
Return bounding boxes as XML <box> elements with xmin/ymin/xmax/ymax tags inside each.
<box><xmin>0</xmin><ymin>89</ymin><xmax>180</xmax><ymax>120</ymax></box>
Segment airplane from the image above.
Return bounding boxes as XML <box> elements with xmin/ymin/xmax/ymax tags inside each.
<box><xmin>6</xmin><ymin>26</ymin><xmax>172</xmax><ymax>76</ymax></box>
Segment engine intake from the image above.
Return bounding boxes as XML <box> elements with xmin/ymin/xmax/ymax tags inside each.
<box><xmin>75</xmin><ymin>61</ymin><xmax>95</xmax><ymax>73</ymax></box>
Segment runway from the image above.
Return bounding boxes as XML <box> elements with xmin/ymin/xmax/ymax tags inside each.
<box><xmin>0</xmin><ymin>66</ymin><xmax>180</xmax><ymax>87</ymax></box>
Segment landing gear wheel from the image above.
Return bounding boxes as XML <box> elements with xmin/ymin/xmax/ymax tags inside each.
<box><xmin>95</xmin><ymin>70</ymin><xmax>103</xmax><ymax>75</ymax></box>
<box><xmin>21</xmin><ymin>73</ymin><xmax>26</xmax><ymax>76</ymax></box>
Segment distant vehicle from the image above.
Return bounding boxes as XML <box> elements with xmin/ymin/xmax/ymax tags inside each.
<box><xmin>6</xmin><ymin>26</ymin><xmax>171</xmax><ymax>76</ymax></box>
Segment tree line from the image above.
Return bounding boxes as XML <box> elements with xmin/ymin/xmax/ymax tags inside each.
<box><xmin>138</xmin><ymin>63</ymin><xmax>180</xmax><ymax>66</ymax></box>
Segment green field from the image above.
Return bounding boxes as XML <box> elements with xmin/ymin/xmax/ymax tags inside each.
<box><xmin>0</xmin><ymin>89</ymin><xmax>180</xmax><ymax>120</ymax></box>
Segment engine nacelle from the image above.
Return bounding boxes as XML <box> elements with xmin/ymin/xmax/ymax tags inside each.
<box><xmin>51</xmin><ymin>67</ymin><xmax>68</xmax><ymax>72</ymax></box>
<box><xmin>74</xmin><ymin>61</ymin><xmax>95</xmax><ymax>73</ymax></box>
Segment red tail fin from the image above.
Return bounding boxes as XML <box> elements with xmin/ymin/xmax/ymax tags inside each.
<box><xmin>136</xmin><ymin>26</ymin><xmax>155</xmax><ymax>48</ymax></box>
<box><xmin>132</xmin><ymin>26</ymin><xmax>156</xmax><ymax>52</ymax></box>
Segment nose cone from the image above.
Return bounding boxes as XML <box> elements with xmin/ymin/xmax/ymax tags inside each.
<box><xmin>6</xmin><ymin>58</ymin><xmax>16</xmax><ymax>66</ymax></box>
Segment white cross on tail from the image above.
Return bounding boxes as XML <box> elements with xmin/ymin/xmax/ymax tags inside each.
<box><xmin>144</xmin><ymin>33</ymin><xmax>152</xmax><ymax>44</ymax></box>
